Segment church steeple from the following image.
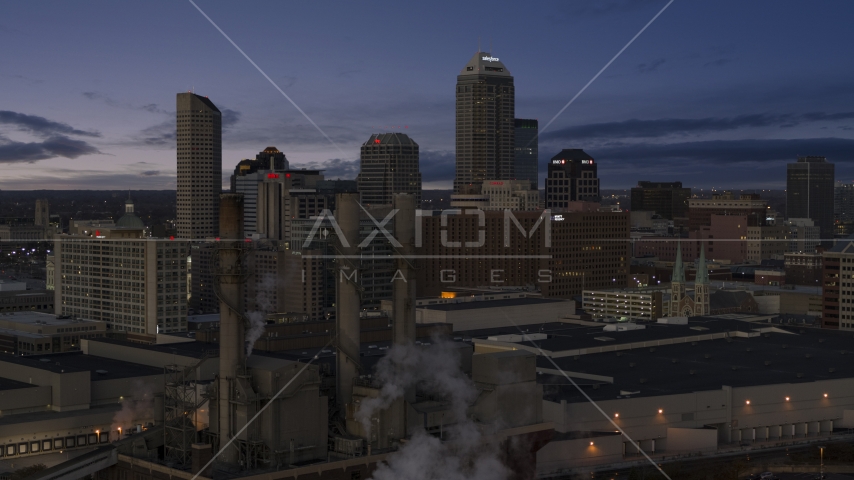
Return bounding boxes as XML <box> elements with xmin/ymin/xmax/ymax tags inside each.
<box><xmin>694</xmin><ymin>242</ymin><xmax>711</xmax><ymax>315</ymax></box>
<box><xmin>672</xmin><ymin>241</ymin><xmax>685</xmax><ymax>283</ymax></box>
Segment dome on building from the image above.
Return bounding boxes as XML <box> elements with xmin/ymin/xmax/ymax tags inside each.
<box><xmin>116</xmin><ymin>197</ymin><xmax>145</xmax><ymax>229</ymax></box>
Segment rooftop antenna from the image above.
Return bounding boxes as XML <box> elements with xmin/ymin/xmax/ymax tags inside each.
<box><xmin>490</xmin><ymin>37</ymin><xmax>493</xmax><ymax>54</ymax></box>
<box><xmin>478</xmin><ymin>37</ymin><xmax>481</xmax><ymax>53</ymax></box>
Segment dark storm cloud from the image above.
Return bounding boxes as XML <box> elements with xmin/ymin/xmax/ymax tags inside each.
<box><xmin>0</xmin><ymin>110</ymin><xmax>100</xmax><ymax>138</ymax></box>
<box><xmin>140</xmin><ymin>170</ymin><xmax>160</xmax><ymax>176</ymax></box>
<box><xmin>543</xmin><ymin>112</ymin><xmax>854</xmax><ymax>141</ymax></box>
<box><xmin>0</xmin><ymin>169</ymin><xmax>175</xmax><ymax>190</ymax></box>
<box><xmin>134</xmin><ymin>121</ymin><xmax>175</xmax><ymax>147</ymax></box>
<box><xmin>637</xmin><ymin>58</ymin><xmax>665</xmax><ymax>73</ymax></box>
<box><xmin>222</xmin><ymin>109</ymin><xmax>241</xmax><ymax>130</ymax></box>
<box><xmin>592</xmin><ymin>137</ymin><xmax>854</xmax><ymax>164</ymax></box>
<box><xmin>419</xmin><ymin>150</ymin><xmax>455</xmax><ymax>183</ymax></box>
<box><xmin>0</xmin><ymin>134</ymin><xmax>102</xmax><ymax>163</ymax></box>
<box><xmin>292</xmin><ymin>158</ymin><xmax>360</xmax><ymax>179</ymax></box>
<box><xmin>127</xmin><ymin>106</ymin><xmax>238</xmax><ymax>148</ymax></box>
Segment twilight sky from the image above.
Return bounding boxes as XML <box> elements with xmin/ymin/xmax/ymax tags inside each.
<box><xmin>1</xmin><ymin>0</ymin><xmax>853</xmax><ymax>191</ymax></box>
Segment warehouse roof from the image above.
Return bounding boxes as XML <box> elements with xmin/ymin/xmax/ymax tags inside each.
<box><xmin>0</xmin><ymin>352</ymin><xmax>162</xmax><ymax>380</ymax></box>
<box><xmin>418</xmin><ymin>297</ymin><xmax>567</xmax><ymax>312</ymax></box>
<box><xmin>0</xmin><ymin>403</ymin><xmax>122</xmax><ymax>426</ymax></box>
<box><xmin>88</xmin><ymin>337</ymin><xmax>216</xmax><ymax>359</ymax></box>
<box><xmin>471</xmin><ymin>317</ymin><xmax>748</xmax><ymax>354</ymax></box>
<box><xmin>538</xmin><ymin>325</ymin><xmax>854</xmax><ymax>403</ymax></box>
<box><xmin>0</xmin><ymin>376</ymin><xmax>39</xmax><ymax>391</ymax></box>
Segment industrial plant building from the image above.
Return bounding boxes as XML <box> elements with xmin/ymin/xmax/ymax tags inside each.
<box><xmin>469</xmin><ymin>316</ymin><xmax>854</xmax><ymax>476</ymax></box>
<box><xmin>0</xmin><ymin>312</ymin><xmax>106</xmax><ymax>356</ymax></box>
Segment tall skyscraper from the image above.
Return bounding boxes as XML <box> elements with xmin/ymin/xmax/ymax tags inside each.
<box><xmin>787</xmin><ymin>156</ymin><xmax>834</xmax><ymax>243</ymax></box>
<box><xmin>630</xmin><ymin>181</ymin><xmax>691</xmax><ymax>220</ymax></box>
<box><xmin>357</xmin><ymin>133</ymin><xmax>422</xmax><ymax>205</ymax></box>
<box><xmin>176</xmin><ymin>93</ymin><xmax>222</xmax><ymax>239</ymax></box>
<box><xmin>514</xmin><ymin>119</ymin><xmax>538</xmax><ymax>191</ymax></box>
<box><xmin>230</xmin><ymin>147</ymin><xmax>289</xmax><ymax>236</ymax></box>
<box><xmin>454</xmin><ymin>52</ymin><xmax>515</xmax><ymax>193</ymax></box>
<box><xmin>545</xmin><ymin>149</ymin><xmax>599</xmax><ymax>209</ymax></box>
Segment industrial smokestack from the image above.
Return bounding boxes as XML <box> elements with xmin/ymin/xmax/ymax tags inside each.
<box><xmin>388</xmin><ymin>194</ymin><xmax>417</xmax><ymax>440</ymax></box>
<box><xmin>335</xmin><ymin>193</ymin><xmax>361</xmax><ymax>410</ymax></box>
<box><xmin>217</xmin><ymin>193</ymin><xmax>244</xmax><ymax>464</ymax></box>
<box><xmin>392</xmin><ymin>193</ymin><xmax>416</xmax><ymax>346</ymax></box>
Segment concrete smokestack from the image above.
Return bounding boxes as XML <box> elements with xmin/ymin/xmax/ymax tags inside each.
<box><xmin>217</xmin><ymin>193</ymin><xmax>244</xmax><ymax>464</ymax></box>
<box><xmin>392</xmin><ymin>193</ymin><xmax>416</xmax><ymax>346</ymax></box>
<box><xmin>387</xmin><ymin>194</ymin><xmax>417</xmax><ymax>441</ymax></box>
<box><xmin>335</xmin><ymin>193</ymin><xmax>361</xmax><ymax>410</ymax></box>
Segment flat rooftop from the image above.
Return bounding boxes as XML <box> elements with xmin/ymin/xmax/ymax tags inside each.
<box><xmin>417</xmin><ymin>297</ymin><xmax>568</xmax><ymax>311</ymax></box>
<box><xmin>0</xmin><ymin>352</ymin><xmax>162</xmax><ymax>380</ymax></box>
<box><xmin>88</xmin><ymin>337</ymin><xmax>216</xmax><ymax>359</ymax></box>
<box><xmin>471</xmin><ymin>317</ymin><xmax>747</xmax><ymax>354</ymax></box>
<box><xmin>0</xmin><ymin>403</ymin><xmax>122</xmax><ymax>427</ymax></box>
<box><xmin>264</xmin><ymin>334</ymin><xmax>468</xmax><ymax>375</ymax></box>
<box><xmin>537</xmin><ymin>323</ymin><xmax>854</xmax><ymax>403</ymax></box>
<box><xmin>0</xmin><ymin>375</ymin><xmax>40</xmax><ymax>392</ymax></box>
<box><xmin>0</xmin><ymin>311</ymin><xmax>101</xmax><ymax>326</ymax></box>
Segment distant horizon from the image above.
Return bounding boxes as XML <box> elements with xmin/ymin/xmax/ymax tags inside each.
<box><xmin>2</xmin><ymin>1</ymin><xmax>854</xmax><ymax>190</ymax></box>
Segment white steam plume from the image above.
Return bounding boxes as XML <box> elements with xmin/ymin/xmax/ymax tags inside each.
<box><xmin>355</xmin><ymin>338</ymin><xmax>477</xmax><ymax>434</ymax></box>
<box><xmin>110</xmin><ymin>380</ymin><xmax>155</xmax><ymax>439</ymax></box>
<box><xmin>244</xmin><ymin>273</ymin><xmax>276</xmax><ymax>356</ymax></box>
<box><xmin>360</xmin><ymin>338</ymin><xmax>509</xmax><ymax>480</ymax></box>
<box><xmin>369</xmin><ymin>424</ymin><xmax>508</xmax><ymax>480</ymax></box>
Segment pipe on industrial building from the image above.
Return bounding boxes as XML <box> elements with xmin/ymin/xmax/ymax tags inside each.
<box><xmin>217</xmin><ymin>193</ymin><xmax>245</xmax><ymax>464</ymax></box>
<box><xmin>335</xmin><ymin>193</ymin><xmax>361</xmax><ymax>410</ymax></box>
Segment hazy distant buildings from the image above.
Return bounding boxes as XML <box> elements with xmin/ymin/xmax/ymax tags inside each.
<box><xmin>450</xmin><ymin>180</ymin><xmax>539</xmax><ymax>211</ymax></box>
<box><xmin>630</xmin><ymin>181</ymin><xmax>690</xmax><ymax>220</ymax></box>
<box><xmin>176</xmin><ymin>93</ymin><xmax>222</xmax><ymax>240</ymax></box>
<box><xmin>416</xmin><ymin>209</ymin><xmax>629</xmax><ymax>298</ymax></box>
<box><xmin>786</xmin><ymin>218</ymin><xmax>821</xmax><ymax>253</ymax></box>
<box><xmin>787</xmin><ymin>156</ymin><xmax>834</xmax><ymax>243</ymax></box>
<box><xmin>514</xmin><ymin>119</ymin><xmax>538</xmax><ymax>190</ymax></box>
<box><xmin>687</xmin><ymin>191</ymin><xmax>767</xmax><ymax>231</ymax></box>
<box><xmin>545</xmin><ymin>149</ymin><xmax>599</xmax><ymax>210</ymax></box>
<box><xmin>835</xmin><ymin>181</ymin><xmax>854</xmax><ymax>223</ymax></box>
<box><xmin>357</xmin><ymin>133</ymin><xmax>421</xmax><ymax>205</ymax></box>
<box><xmin>35</xmin><ymin>198</ymin><xmax>49</xmax><ymax>227</ymax></box>
<box><xmin>455</xmin><ymin>52</ymin><xmax>515</xmax><ymax>193</ymax></box>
